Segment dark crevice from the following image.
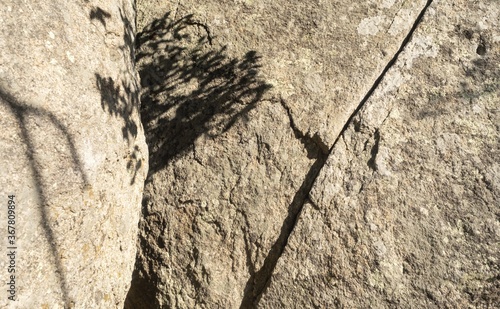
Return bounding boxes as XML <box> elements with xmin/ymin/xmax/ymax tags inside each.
<box><xmin>240</xmin><ymin>0</ymin><xmax>434</xmax><ymax>307</ymax></box>
<box><xmin>476</xmin><ymin>36</ymin><xmax>487</xmax><ymax>56</ymax></box>
<box><xmin>126</xmin><ymin>11</ymin><xmax>271</xmax><ymax>308</ymax></box>
<box><xmin>279</xmin><ymin>98</ymin><xmax>329</xmax><ymax>158</ymax></box>
<box><xmin>367</xmin><ymin>129</ymin><xmax>380</xmax><ymax>171</ymax></box>
<box><xmin>331</xmin><ymin>0</ymin><xmax>434</xmax><ymax>151</ymax></box>
<box><xmin>239</xmin><ymin>98</ymin><xmax>331</xmax><ymax>307</ymax></box>
<box><xmin>239</xmin><ymin>152</ymin><xmax>327</xmax><ymax>309</ymax></box>
<box><xmin>238</xmin><ymin>209</ymin><xmax>256</xmax><ymax>281</ymax></box>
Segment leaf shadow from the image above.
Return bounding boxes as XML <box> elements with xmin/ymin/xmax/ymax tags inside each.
<box><xmin>124</xmin><ymin>11</ymin><xmax>272</xmax><ymax>308</ymax></box>
<box><xmin>136</xmin><ymin>12</ymin><xmax>272</xmax><ymax>175</ymax></box>
<box><xmin>94</xmin><ymin>7</ymin><xmax>143</xmax><ymax>185</ymax></box>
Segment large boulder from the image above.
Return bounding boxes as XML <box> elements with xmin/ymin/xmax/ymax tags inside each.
<box><xmin>0</xmin><ymin>0</ymin><xmax>147</xmax><ymax>307</ymax></box>
<box><xmin>260</xmin><ymin>0</ymin><xmax>499</xmax><ymax>307</ymax></box>
<box><xmin>127</xmin><ymin>0</ymin><xmax>432</xmax><ymax>308</ymax></box>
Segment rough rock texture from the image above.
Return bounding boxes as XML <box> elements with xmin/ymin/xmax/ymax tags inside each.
<box><xmin>0</xmin><ymin>1</ymin><xmax>147</xmax><ymax>308</ymax></box>
<box><xmin>260</xmin><ymin>0</ymin><xmax>500</xmax><ymax>308</ymax></box>
<box><xmin>126</xmin><ymin>0</ymin><xmax>435</xmax><ymax>308</ymax></box>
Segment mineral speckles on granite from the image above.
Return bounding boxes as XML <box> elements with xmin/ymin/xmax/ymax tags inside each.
<box><xmin>135</xmin><ymin>0</ymin><xmax>429</xmax><ymax>148</ymax></box>
<box><xmin>259</xmin><ymin>0</ymin><xmax>499</xmax><ymax>307</ymax></box>
<box><xmin>131</xmin><ymin>0</ymin><xmax>498</xmax><ymax>307</ymax></box>
<box><xmin>4</xmin><ymin>0</ymin><xmax>492</xmax><ymax>307</ymax></box>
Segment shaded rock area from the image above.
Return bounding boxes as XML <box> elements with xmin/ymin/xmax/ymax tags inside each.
<box><xmin>0</xmin><ymin>0</ymin><xmax>147</xmax><ymax>308</ymax></box>
<box><xmin>260</xmin><ymin>0</ymin><xmax>500</xmax><ymax>308</ymax></box>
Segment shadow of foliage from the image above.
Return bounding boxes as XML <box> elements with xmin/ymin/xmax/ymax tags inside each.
<box><xmin>93</xmin><ymin>7</ymin><xmax>143</xmax><ymax>185</ymax></box>
<box><xmin>89</xmin><ymin>6</ymin><xmax>111</xmax><ymax>27</ymax></box>
<box><xmin>136</xmin><ymin>12</ymin><xmax>272</xmax><ymax>175</ymax></box>
<box><xmin>94</xmin><ymin>72</ymin><xmax>143</xmax><ymax>184</ymax></box>
<box><xmin>95</xmin><ymin>73</ymin><xmax>139</xmax><ymax>142</ymax></box>
<box><xmin>124</xmin><ymin>11</ymin><xmax>271</xmax><ymax>308</ymax></box>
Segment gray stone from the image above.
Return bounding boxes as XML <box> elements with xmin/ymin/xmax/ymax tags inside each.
<box><xmin>0</xmin><ymin>0</ymin><xmax>147</xmax><ymax>307</ymax></box>
<box><xmin>259</xmin><ymin>0</ymin><xmax>499</xmax><ymax>307</ymax></box>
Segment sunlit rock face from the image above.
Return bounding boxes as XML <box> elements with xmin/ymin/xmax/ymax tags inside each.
<box><xmin>0</xmin><ymin>1</ymin><xmax>148</xmax><ymax>307</ymax></box>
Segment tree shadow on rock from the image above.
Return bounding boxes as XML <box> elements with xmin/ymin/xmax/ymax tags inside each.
<box><xmin>124</xmin><ymin>12</ymin><xmax>271</xmax><ymax>308</ymax></box>
<box><xmin>1</xmin><ymin>87</ymin><xmax>90</xmax><ymax>308</ymax></box>
<box><xmin>136</xmin><ymin>12</ymin><xmax>272</xmax><ymax>176</ymax></box>
<box><xmin>93</xmin><ymin>7</ymin><xmax>144</xmax><ymax>185</ymax></box>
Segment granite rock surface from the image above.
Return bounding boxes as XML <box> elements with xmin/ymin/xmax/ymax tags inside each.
<box><xmin>123</xmin><ymin>0</ymin><xmax>469</xmax><ymax>308</ymax></box>
<box><xmin>0</xmin><ymin>1</ymin><xmax>147</xmax><ymax>307</ymax></box>
<box><xmin>260</xmin><ymin>0</ymin><xmax>499</xmax><ymax>307</ymax></box>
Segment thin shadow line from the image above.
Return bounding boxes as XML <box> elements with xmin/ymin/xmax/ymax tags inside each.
<box><xmin>1</xmin><ymin>87</ymin><xmax>90</xmax><ymax>307</ymax></box>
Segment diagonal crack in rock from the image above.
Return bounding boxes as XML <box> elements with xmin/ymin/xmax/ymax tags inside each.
<box><xmin>239</xmin><ymin>0</ymin><xmax>434</xmax><ymax>307</ymax></box>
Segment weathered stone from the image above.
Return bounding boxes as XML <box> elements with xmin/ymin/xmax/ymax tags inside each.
<box><xmin>0</xmin><ymin>1</ymin><xmax>147</xmax><ymax>307</ymax></box>
<box><xmin>127</xmin><ymin>0</ymin><xmax>431</xmax><ymax>308</ymax></box>
<box><xmin>260</xmin><ymin>0</ymin><xmax>499</xmax><ymax>307</ymax></box>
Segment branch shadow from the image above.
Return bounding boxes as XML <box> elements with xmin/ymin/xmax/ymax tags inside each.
<box><xmin>136</xmin><ymin>12</ymin><xmax>272</xmax><ymax>175</ymax></box>
<box><xmin>0</xmin><ymin>87</ymin><xmax>89</xmax><ymax>307</ymax></box>
<box><xmin>124</xmin><ymin>11</ymin><xmax>271</xmax><ymax>308</ymax></box>
<box><xmin>89</xmin><ymin>7</ymin><xmax>112</xmax><ymax>27</ymax></box>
